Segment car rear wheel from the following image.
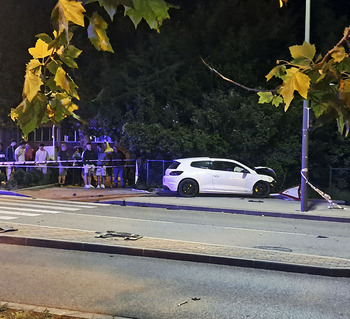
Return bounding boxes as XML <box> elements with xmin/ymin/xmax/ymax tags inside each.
<box><xmin>253</xmin><ymin>181</ymin><xmax>271</xmax><ymax>198</ymax></box>
<box><xmin>178</xmin><ymin>179</ymin><xmax>199</xmax><ymax>197</ymax></box>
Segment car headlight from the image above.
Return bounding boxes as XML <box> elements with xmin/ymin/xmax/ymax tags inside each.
<box><xmin>170</xmin><ymin>171</ymin><xmax>183</xmax><ymax>176</ymax></box>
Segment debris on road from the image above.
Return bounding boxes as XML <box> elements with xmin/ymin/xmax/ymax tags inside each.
<box><xmin>95</xmin><ymin>231</ymin><xmax>143</xmax><ymax>240</ymax></box>
<box><xmin>0</xmin><ymin>226</ymin><xmax>18</xmax><ymax>233</ymax></box>
<box><xmin>178</xmin><ymin>301</ymin><xmax>188</xmax><ymax>306</ymax></box>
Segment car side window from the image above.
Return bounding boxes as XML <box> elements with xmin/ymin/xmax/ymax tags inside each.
<box><xmin>212</xmin><ymin>161</ymin><xmax>248</xmax><ymax>173</ymax></box>
<box><xmin>191</xmin><ymin>161</ymin><xmax>212</xmax><ymax>169</ymax></box>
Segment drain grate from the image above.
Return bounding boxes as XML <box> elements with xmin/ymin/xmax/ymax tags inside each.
<box><xmin>254</xmin><ymin>246</ymin><xmax>293</xmax><ymax>253</ymax></box>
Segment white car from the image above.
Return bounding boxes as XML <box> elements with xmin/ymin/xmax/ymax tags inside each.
<box><xmin>162</xmin><ymin>157</ymin><xmax>276</xmax><ymax>198</ymax></box>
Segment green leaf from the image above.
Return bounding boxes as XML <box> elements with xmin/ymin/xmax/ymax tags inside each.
<box><xmin>265</xmin><ymin>65</ymin><xmax>286</xmax><ymax>81</ymax></box>
<box><xmin>35</xmin><ymin>33</ymin><xmax>53</xmax><ymax>44</ymax></box>
<box><xmin>311</xmin><ymin>102</ymin><xmax>329</xmax><ymax>118</ymax></box>
<box><xmin>257</xmin><ymin>92</ymin><xmax>273</xmax><ymax>103</ymax></box>
<box><xmin>46</xmin><ymin>59</ymin><xmax>63</xmax><ymax>75</ymax></box>
<box><xmin>49</xmin><ymin>93</ymin><xmax>79</xmax><ymax>123</ymax></box>
<box><xmin>11</xmin><ymin>94</ymin><xmax>48</xmax><ymax>137</ymax></box>
<box><xmin>272</xmin><ymin>95</ymin><xmax>283</xmax><ymax>107</ymax></box>
<box><xmin>87</xmin><ymin>12</ymin><xmax>114</xmax><ymax>52</ymax></box>
<box><xmin>57</xmin><ymin>45</ymin><xmax>82</xmax><ymax>68</ymax></box>
<box><xmin>124</xmin><ymin>0</ymin><xmax>177</xmax><ymax>32</ymax></box>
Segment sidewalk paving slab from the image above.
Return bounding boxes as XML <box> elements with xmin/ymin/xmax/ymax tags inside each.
<box><xmin>0</xmin><ymin>301</ymin><xmax>130</xmax><ymax>319</ymax></box>
<box><xmin>0</xmin><ymin>223</ymin><xmax>349</xmax><ymax>277</ymax></box>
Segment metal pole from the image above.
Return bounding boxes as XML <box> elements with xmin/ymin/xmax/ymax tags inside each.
<box><xmin>301</xmin><ymin>0</ymin><xmax>311</xmax><ymax>212</ymax></box>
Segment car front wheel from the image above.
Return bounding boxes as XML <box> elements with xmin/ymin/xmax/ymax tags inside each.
<box><xmin>178</xmin><ymin>179</ymin><xmax>199</xmax><ymax>197</ymax></box>
<box><xmin>253</xmin><ymin>181</ymin><xmax>271</xmax><ymax>198</ymax></box>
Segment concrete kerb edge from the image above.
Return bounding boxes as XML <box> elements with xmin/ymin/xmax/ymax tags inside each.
<box><xmin>0</xmin><ymin>301</ymin><xmax>131</xmax><ymax>319</ymax></box>
<box><xmin>1</xmin><ymin>235</ymin><xmax>349</xmax><ymax>278</ymax></box>
<box><xmin>100</xmin><ymin>200</ymin><xmax>350</xmax><ymax>224</ymax></box>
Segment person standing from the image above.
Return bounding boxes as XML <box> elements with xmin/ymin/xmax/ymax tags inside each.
<box><xmin>72</xmin><ymin>146</ymin><xmax>83</xmax><ymax>186</ymax></box>
<box><xmin>57</xmin><ymin>143</ymin><xmax>69</xmax><ymax>187</ymax></box>
<box><xmin>112</xmin><ymin>145</ymin><xmax>126</xmax><ymax>188</ymax></box>
<box><xmin>25</xmin><ymin>143</ymin><xmax>35</xmax><ymax>171</ymax></box>
<box><xmin>95</xmin><ymin>144</ymin><xmax>107</xmax><ymax>189</ymax></box>
<box><xmin>0</xmin><ymin>143</ymin><xmax>6</xmax><ymax>177</ymax></box>
<box><xmin>5</xmin><ymin>140</ymin><xmax>16</xmax><ymax>162</ymax></box>
<box><xmin>82</xmin><ymin>142</ymin><xmax>97</xmax><ymax>189</ymax></box>
<box><xmin>35</xmin><ymin>143</ymin><xmax>50</xmax><ymax>175</ymax></box>
<box><xmin>14</xmin><ymin>141</ymin><xmax>26</xmax><ymax>170</ymax></box>
<box><xmin>5</xmin><ymin>140</ymin><xmax>16</xmax><ymax>180</ymax></box>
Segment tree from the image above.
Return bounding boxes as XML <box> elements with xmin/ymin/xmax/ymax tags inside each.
<box><xmin>9</xmin><ymin>0</ymin><xmax>177</xmax><ymax>137</ymax></box>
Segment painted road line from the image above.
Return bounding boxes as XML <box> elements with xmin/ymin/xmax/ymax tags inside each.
<box><xmin>0</xmin><ymin>197</ymin><xmax>105</xmax><ymax>209</ymax></box>
<box><xmin>0</xmin><ymin>206</ymin><xmax>61</xmax><ymax>214</ymax></box>
<box><xmin>0</xmin><ymin>202</ymin><xmax>80</xmax><ymax>211</ymax></box>
<box><xmin>0</xmin><ymin>211</ymin><xmax>41</xmax><ymax>217</ymax></box>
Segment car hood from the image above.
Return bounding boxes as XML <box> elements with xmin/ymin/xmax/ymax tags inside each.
<box><xmin>254</xmin><ymin>167</ymin><xmax>277</xmax><ymax>181</ymax></box>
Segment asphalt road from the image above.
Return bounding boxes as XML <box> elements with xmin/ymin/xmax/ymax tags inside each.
<box><xmin>1</xmin><ymin>244</ymin><xmax>349</xmax><ymax>319</ymax></box>
<box><xmin>2</xmin><ymin>196</ymin><xmax>349</xmax><ymax>259</ymax></box>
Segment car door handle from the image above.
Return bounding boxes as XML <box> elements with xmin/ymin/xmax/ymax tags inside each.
<box><xmin>213</xmin><ymin>174</ymin><xmax>220</xmax><ymax>178</ymax></box>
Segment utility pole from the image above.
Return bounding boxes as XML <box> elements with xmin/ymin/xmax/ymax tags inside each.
<box><xmin>300</xmin><ymin>0</ymin><xmax>311</xmax><ymax>212</ymax></box>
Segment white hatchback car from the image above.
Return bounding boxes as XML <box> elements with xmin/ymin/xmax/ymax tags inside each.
<box><xmin>163</xmin><ymin>157</ymin><xmax>276</xmax><ymax>198</ymax></box>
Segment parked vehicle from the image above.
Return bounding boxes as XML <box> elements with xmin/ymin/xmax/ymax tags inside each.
<box><xmin>163</xmin><ymin>157</ymin><xmax>276</xmax><ymax>198</ymax></box>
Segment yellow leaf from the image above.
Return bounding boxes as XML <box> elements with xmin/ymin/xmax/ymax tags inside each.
<box><xmin>57</xmin><ymin>0</ymin><xmax>86</xmax><ymax>27</ymax></box>
<box><xmin>289</xmin><ymin>42</ymin><xmax>316</xmax><ymax>61</ymax></box>
<box><xmin>28</xmin><ymin>39</ymin><xmax>52</xmax><ymax>59</ymax></box>
<box><xmin>281</xmin><ymin>68</ymin><xmax>310</xmax><ymax>111</ymax></box>
<box><xmin>279</xmin><ymin>0</ymin><xmax>287</xmax><ymax>7</ymax></box>
<box><xmin>26</xmin><ymin>59</ymin><xmax>42</xmax><ymax>75</ymax></box>
<box><xmin>23</xmin><ymin>70</ymin><xmax>43</xmax><ymax>102</ymax></box>
<box><xmin>54</xmin><ymin>67</ymin><xmax>70</xmax><ymax>91</ymax></box>
<box><xmin>331</xmin><ymin>47</ymin><xmax>348</xmax><ymax>63</ymax></box>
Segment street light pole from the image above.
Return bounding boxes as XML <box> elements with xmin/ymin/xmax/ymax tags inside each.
<box><xmin>301</xmin><ymin>0</ymin><xmax>311</xmax><ymax>212</ymax></box>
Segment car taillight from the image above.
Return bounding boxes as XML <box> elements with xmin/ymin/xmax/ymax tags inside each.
<box><xmin>170</xmin><ymin>171</ymin><xmax>183</xmax><ymax>176</ymax></box>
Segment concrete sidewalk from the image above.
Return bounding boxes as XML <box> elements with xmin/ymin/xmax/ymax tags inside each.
<box><xmin>1</xmin><ymin>186</ymin><xmax>350</xmax><ymax>277</ymax></box>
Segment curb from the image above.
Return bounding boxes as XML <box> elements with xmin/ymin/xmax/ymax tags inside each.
<box><xmin>0</xmin><ymin>301</ymin><xmax>131</xmax><ymax>319</ymax></box>
<box><xmin>1</xmin><ymin>235</ymin><xmax>349</xmax><ymax>278</ymax></box>
<box><xmin>102</xmin><ymin>200</ymin><xmax>350</xmax><ymax>224</ymax></box>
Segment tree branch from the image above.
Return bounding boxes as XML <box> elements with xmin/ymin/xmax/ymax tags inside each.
<box><xmin>200</xmin><ymin>57</ymin><xmax>279</xmax><ymax>93</ymax></box>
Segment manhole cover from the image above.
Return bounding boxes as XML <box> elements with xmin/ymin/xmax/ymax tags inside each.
<box><xmin>254</xmin><ymin>246</ymin><xmax>293</xmax><ymax>253</ymax></box>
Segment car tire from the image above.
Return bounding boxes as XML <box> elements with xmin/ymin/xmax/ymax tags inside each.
<box><xmin>178</xmin><ymin>179</ymin><xmax>199</xmax><ymax>197</ymax></box>
<box><xmin>253</xmin><ymin>181</ymin><xmax>271</xmax><ymax>198</ymax></box>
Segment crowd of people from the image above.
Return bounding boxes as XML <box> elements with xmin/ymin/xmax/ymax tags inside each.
<box><xmin>0</xmin><ymin>140</ymin><xmax>128</xmax><ymax>189</ymax></box>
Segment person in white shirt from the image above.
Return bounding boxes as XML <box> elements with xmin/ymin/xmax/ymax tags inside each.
<box><xmin>35</xmin><ymin>143</ymin><xmax>50</xmax><ymax>175</ymax></box>
<box><xmin>14</xmin><ymin>141</ymin><xmax>26</xmax><ymax>169</ymax></box>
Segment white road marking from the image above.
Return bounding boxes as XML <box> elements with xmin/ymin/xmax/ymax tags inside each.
<box><xmin>0</xmin><ymin>211</ymin><xmax>41</xmax><ymax>217</ymax></box>
<box><xmin>0</xmin><ymin>216</ymin><xmax>17</xmax><ymax>220</ymax></box>
<box><xmin>0</xmin><ymin>202</ymin><xmax>80</xmax><ymax>211</ymax></box>
<box><xmin>0</xmin><ymin>206</ymin><xmax>60</xmax><ymax>214</ymax></box>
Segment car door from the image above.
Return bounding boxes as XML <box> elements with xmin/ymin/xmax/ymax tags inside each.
<box><xmin>211</xmin><ymin>161</ymin><xmax>250</xmax><ymax>193</ymax></box>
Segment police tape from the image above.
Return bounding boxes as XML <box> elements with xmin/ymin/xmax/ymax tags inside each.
<box><xmin>301</xmin><ymin>169</ymin><xmax>347</xmax><ymax>210</ymax></box>
<box><xmin>0</xmin><ymin>159</ymin><xmax>135</xmax><ymax>168</ymax></box>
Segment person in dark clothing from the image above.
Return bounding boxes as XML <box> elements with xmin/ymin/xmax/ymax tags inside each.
<box><xmin>72</xmin><ymin>146</ymin><xmax>83</xmax><ymax>186</ymax></box>
<box><xmin>57</xmin><ymin>143</ymin><xmax>69</xmax><ymax>186</ymax></box>
<box><xmin>82</xmin><ymin>142</ymin><xmax>97</xmax><ymax>189</ymax></box>
<box><xmin>112</xmin><ymin>145</ymin><xmax>126</xmax><ymax>188</ymax></box>
<box><xmin>5</xmin><ymin>139</ymin><xmax>16</xmax><ymax>180</ymax></box>
<box><xmin>0</xmin><ymin>143</ymin><xmax>6</xmax><ymax>176</ymax></box>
